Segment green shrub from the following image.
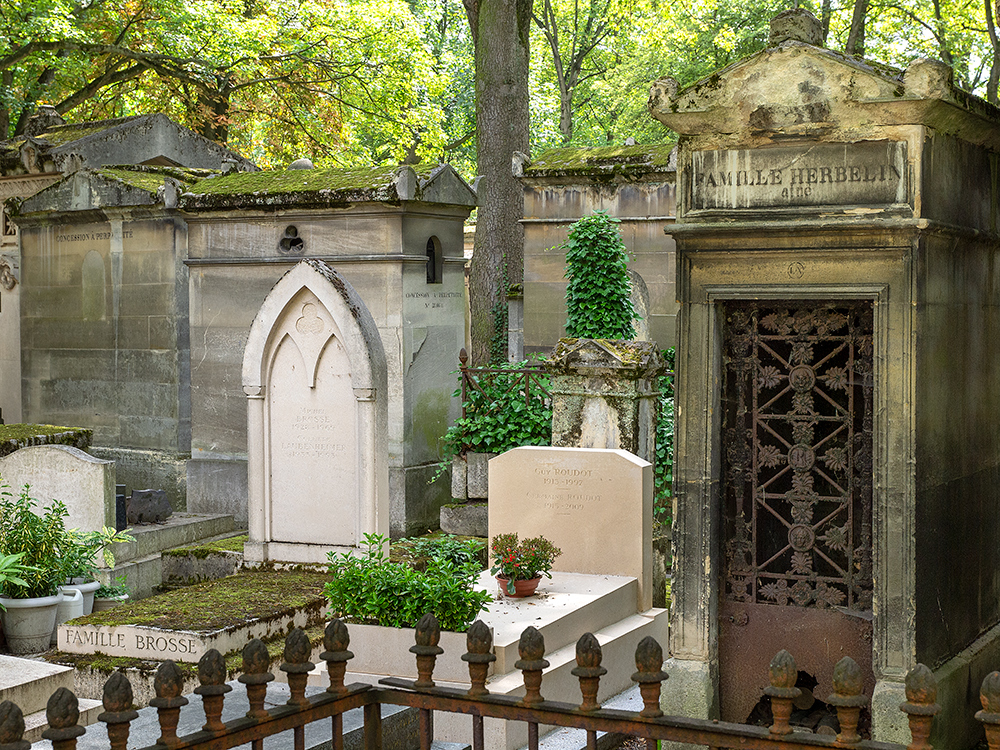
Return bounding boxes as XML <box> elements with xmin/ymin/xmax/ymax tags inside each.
<box><xmin>434</xmin><ymin>360</ymin><xmax>552</xmax><ymax>479</ymax></box>
<box><xmin>409</xmin><ymin>535</ymin><xmax>485</xmax><ymax>569</ymax></box>
<box><xmin>325</xmin><ymin>533</ymin><xmax>490</xmax><ymax>632</ymax></box>
<box><xmin>0</xmin><ymin>483</ymin><xmax>69</xmax><ymax>598</ymax></box>
<box><xmin>653</xmin><ymin>348</ymin><xmax>675</xmax><ymax>528</ymax></box>
<box><xmin>561</xmin><ymin>211</ymin><xmax>636</xmax><ymax>340</ymax></box>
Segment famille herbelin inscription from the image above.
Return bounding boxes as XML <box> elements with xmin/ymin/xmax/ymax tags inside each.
<box><xmin>687</xmin><ymin>141</ymin><xmax>907</xmax><ymax>211</ymax></box>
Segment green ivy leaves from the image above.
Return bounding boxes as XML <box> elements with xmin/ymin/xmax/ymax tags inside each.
<box><xmin>562</xmin><ymin>211</ymin><xmax>637</xmax><ymax>340</ymax></box>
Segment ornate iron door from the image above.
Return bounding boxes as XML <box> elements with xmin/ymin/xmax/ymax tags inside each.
<box><xmin>719</xmin><ymin>300</ymin><xmax>875</xmax><ymax>726</ymax></box>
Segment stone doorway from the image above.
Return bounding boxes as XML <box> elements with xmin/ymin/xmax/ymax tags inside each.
<box><xmin>718</xmin><ymin>300</ymin><xmax>876</xmax><ymax>725</ymax></box>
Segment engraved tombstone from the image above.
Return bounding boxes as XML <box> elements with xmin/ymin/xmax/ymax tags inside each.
<box><xmin>242</xmin><ymin>259</ymin><xmax>388</xmax><ymax>563</ymax></box>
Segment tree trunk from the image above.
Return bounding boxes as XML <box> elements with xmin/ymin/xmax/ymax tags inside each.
<box><xmin>466</xmin><ymin>0</ymin><xmax>531</xmax><ymax>364</ymax></box>
<box><xmin>987</xmin><ymin>0</ymin><xmax>1000</xmax><ymax>103</ymax></box>
<box><xmin>820</xmin><ymin>0</ymin><xmax>833</xmax><ymax>45</ymax></box>
<box><xmin>846</xmin><ymin>0</ymin><xmax>868</xmax><ymax>57</ymax></box>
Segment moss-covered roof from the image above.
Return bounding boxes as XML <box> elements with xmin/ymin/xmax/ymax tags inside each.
<box><xmin>0</xmin><ymin>424</ymin><xmax>92</xmax><ymax>459</ymax></box>
<box><xmin>35</xmin><ymin>116</ymin><xmax>143</xmax><ymax>146</ymax></box>
<box><xmin>180</xmin><ymin>163</ymin><xmax>445</xmax><ymax>210</ymax></box>
<box><xmin>96</xmin><ymin>165</ymin><xmax>215</xmax><ymax>194</ymax></box>
<box><xmin>524</xmin><ymin>144</ymin><xmax>676</xmax><ymax>178</ymax></box>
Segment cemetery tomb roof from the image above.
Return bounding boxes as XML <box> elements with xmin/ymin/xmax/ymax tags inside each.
<box><xmin>96</xmin><ymin>165</ymin><xmax>215</xmax><ymax>193</ymax></box>
<box><xmin>524</xmin><ymin>144</ymin><xmax>676</xmax><ymax>178</ymax></box>
<box><xmin>180</xmin><ymin>162</ymin><xmax>475</xmax><ymax>210</ymax></box>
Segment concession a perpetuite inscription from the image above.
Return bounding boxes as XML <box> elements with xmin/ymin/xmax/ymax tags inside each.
<box><xmin>688</xmin><ymin>141</ymin><xmax>907</xmax><ymax>210</ymax></box>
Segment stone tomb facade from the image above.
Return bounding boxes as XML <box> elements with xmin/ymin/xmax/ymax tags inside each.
<box><xmin>242</xmin><ymin>259</ymin><xmax>388</xmax><ymax>563</ymax></box>
<box><xmin>11</xmin><ymin>153</ymin><xmax>475</xmax><ymax>537</ymax></box>
<box><xmin>517</xmin><ymin>145</ymin><xmax>678</xmax><ymax>354</ymax></box>
<box><xmin>488</xmin><ymin>446</ymin><xmax>653</xmax><ymax>611</ymax></box>
<box><xmin>650</xmin><ymin>9</ymin><xmax>1000</xmax><ymax>746</ymax></box>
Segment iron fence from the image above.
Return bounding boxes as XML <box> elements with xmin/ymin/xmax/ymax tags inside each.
<box><xmin>457</xmin><ymin>349</ymin><xmax>551</xmax><ymax>421</ymax></box>
<box><xmin>6</xmin><ymin>615</ymin><xmax>996</xmax><ymax>750</ymax></box>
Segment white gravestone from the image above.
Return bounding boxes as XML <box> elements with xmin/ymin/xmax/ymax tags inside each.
<box><xmin>0</xmin><ymin>445</ymin><xmax>114</xmax><ymax>532</ymax></box>
<box><xmin>489</xmin><ymin>446</ymin><xmax>653</xmax><ymax>611</ymax></box>
<box><xmin>242</xmin><ymin>259</ymin><xmax>388</xmax><ymax>564</ymax></box>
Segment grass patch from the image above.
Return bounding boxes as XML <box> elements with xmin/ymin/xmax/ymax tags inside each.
<box><xmin>71</xmin><ymin>569</ymin><xmax>327</xmax><ymax>631</ymax></box>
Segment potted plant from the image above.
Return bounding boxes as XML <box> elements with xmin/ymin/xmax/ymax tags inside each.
<box><xmin>93</xmin><ymin>575</ymin><xmax>130</xmax><ymax>611</ymax></box>
<box><xmin>0</xmin><ymin>482</ymin><xmax>70</xmax><ymax>653</ymax></box>
<box><xmin>60</xmin><ymin>526</ymin><xmax>135</xmax><ymax>614</ymax></box>
<box><xmin>490</xmin><ymin>533</ymin><xmax>562</xmax><ymax>597</ymax></box>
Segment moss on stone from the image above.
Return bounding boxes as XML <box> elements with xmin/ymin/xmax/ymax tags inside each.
<box><xmin>525</xmin><ymin>144</ymin><xmax>675</xmax><ymax>177</ymax></box>
<box><xmin>162</xmin><ymin>534</ymin><xmax>249</xmax><ymax>559</ymax></box>
<box><xmin>96</xmin><ymin>166</ymin><xmax>210</xmax><ymax>194</ymax></box>
<box><xmin>70</xmin><ymin>569</ymin><xmax>328</xmax><ymax>632</ymax></box>
<box><xmin>0</xmin><ymin>424</ymin><xmax>92</xmax><ymax>458</ymax></box>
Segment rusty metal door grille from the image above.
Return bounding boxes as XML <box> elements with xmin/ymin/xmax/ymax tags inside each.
<box><xmin>722</xmin><ymin>300</ymin><xmax>874</xmax><ymax>612</ymax></box>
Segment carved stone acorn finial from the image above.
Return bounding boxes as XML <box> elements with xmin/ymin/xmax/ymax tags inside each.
<box><xmin>198</xmin><ymin>650</ymin><xmax>227</xmax><ymax>687</ymax></box>
<box><xmin>904</xmin><ymin>664</ymin><xmax>937</xmax><ymax>706</ymax></box>
<box><xmin>982</xmin><ymin>672</ymin><xmax>1000</xmax><ymax>714</ymax></box>
<box><xmin>633</xmin><ymin>636</ymin><xmax>666</xmax><ymax>680</ymax></box>
<box><xmin>574</xmin><ymin>633</ymin><xmax>604</xmax><ymax>672</ymax></box>
<box><xmin>516</xmin><ymin>627</ymin><xmax>547</xmax><ymax>667</ymax></box>
<box><xmin>465</xmin><ymin>620</ymin><xmax>493</xmax><ymax>657</ymax></box>
<box><xmin>324</xmin><ymin>619</ymin><xmax>350</xmax><ymax>653</ymax></box>
<box><xmin>415</xmin><ymin>613</ymin><xmax>442</xmax><ymax>649</ymax></box>
<box><xmin>243</xmin><ymin>639</ymin><xmax>271</xmax><ymax>674</ymax></box>
<box><xmin>154</xmin><ymin>661</ymin><xmax>185</xmax><ymax>699</ymax></box>
<box><xmin>0</xmin><ymin>701</ymin><xmax>26</xmax><ymax>745</ymax></box>
<box><xmin>832</xmin><ymin>657</ymin><xmax>864</xmax><ymax>698</ymax></box>
<box><xmin>283</xmin><ymin>629</ymin><xmax>311</xmax><ymax>664</ymax></box>
<box><xmin>769</xmin><ymin>650</ymin><xmax>798</xmax><ymax>690</ymax></box>
<box><xmin>102</xmin><ymin>672</ymin><xmax>135</xmax><ymax>713</ymax></box>
<box><xmin>46</xmin><ymin>688</ymin><xmax>80</xmax><ymax>729</ymax></box>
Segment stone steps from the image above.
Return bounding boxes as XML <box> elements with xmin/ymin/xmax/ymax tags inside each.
<box><xmin>0</xmin><ymin>655</ymin><xmax>101</xmax><ymax>742</ymax></box>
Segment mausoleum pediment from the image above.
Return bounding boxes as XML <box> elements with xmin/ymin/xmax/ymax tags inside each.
<box><xmin>650</xmin><ymin>14</ymin><xmax>1000</xmax><ymax>148</ymax></box>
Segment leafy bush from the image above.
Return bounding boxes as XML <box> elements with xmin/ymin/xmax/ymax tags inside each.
<box><xmin>0</xmin><ymin>482</ymin><xmax>69</xmax><ymax>598</ymax></box>
<box><xmin>409</xmin><ymin>535</ymin><xmax>485</xmax><ymax>570</ymax></box>
<box><xmin>654</xmin><ymin>348</ymin><xmax>675</xmax><ymax>529</ymax></box>
<box><xmin>434</xmin><ymin>360</ymin><xmax>552</xmax><ymax>478</ymax></box>
<box><xmin>561</xmin><ymin>211</ymin><xmax>636</xmax><ymax>340</ymax></box>
<box><xmin>326</xmin><ymin>533</ymin><xmax>490</xmax><ymax>632</ymax></box>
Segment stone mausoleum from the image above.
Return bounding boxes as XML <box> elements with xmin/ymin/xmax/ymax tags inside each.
<box><xmin>5</xmin><ymin>113</ymin><xmax>475</xmax><ymax>538</ymax></box>
<box><xmin>653</xmin><ymin>9</ymin><xmax>1000</xmax><ymax>747</ymax></box>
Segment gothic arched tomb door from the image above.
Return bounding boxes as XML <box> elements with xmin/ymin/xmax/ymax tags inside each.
<box><xmin>719</xmin><ymin>300</ymin><xmax>875</xmax><ymax>727</ymax></box>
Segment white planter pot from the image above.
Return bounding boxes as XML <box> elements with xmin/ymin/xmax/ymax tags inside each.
<box><xmin>51</xmin><ymin>587</ymin><xmax>85</xmax><ymax>646</ymax></box>
<box><xmin>92</xmin><ymin>594</ymin><xmax>129</xmax><ymax>612</ymax></box>
<box><xmin>62</xmin><ymin>579</ymin><xmax>101</xmax><ymax>615</ymax></box>
<box><xmin>0</xmin><ymin>594</ymin><xmax>62</xmax><ymax>654</ymax></box>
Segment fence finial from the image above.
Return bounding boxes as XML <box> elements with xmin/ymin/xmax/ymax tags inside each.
<box><xmin>462</xmin><ymin>620</ymin><xmax>496</xmax><ymax>697</ymax></box>
<box><xmin>572</xmin><ymin>633</ymin><xmax>606</xmax><ymax>712</ymax></box>
<box><xmin>632</xmin><ymin>636</ymin><xmax>667</xmax><ymax>718</ymax></box>
<box><xmin>764</xmin><ymin>650</ymin><xmax>800</xmax><ymax>736</ymax></box>
<box><xmin>195</xmin><ymin>649</ymin><xmax>233</xmax><ymax>732</ymax></box>
<box><xmin>515</xmin><ymin>626</ymin><xmax>550</xmax><ymax>705</ymax></box>
<box><xmin>281</xmin><ymin>629</ymin><xmax>314</xmax><ymax>707</ymax></box>
<box><xmin>42</xmin><ymin>688</ymin><xmax>85</xmax><ymax>749</ymax></box>
<box><xmin>0</xmin><ymin>700</ymin><xmax>29</xmax><ymax>750</ymax></box>
<box><xmin>239</xmin><ymin>639</ymin><xmax>275</xmax><ymax>719</ymax></box>
<box><xmin>411</xmin><ymin>613</ymin><xmax>445</xmax><ymax>689</ymax></box>
<box><xmin>977</xmin><ymin>672</ymin><xmax>1000</xmax><ymax>750</ymax></box>
<box><xmin>99</xmin><ymin>672</ymin><xmax>138</xmax><ymax>750</ymax></box>
<box><xmin>900</xmin><ymin>664</ymin><xmax>939</xmax><ymax>750</ymax></box>
<box><xmin>151</xmin><ymin>662</ymin><xmax>189</xmax><ymax>749</ymax></box>
<box><xmin>321</xmin><ymin>619</ymin><xmax>355</xmax><ymax>695</ymax></box>
<box><xmin>827</xmin><ymin>656</ymin><xmax>867</xmax><ymax>744</ymax></box>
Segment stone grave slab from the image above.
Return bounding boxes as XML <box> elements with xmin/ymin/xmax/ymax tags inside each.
<box><xmin>489</xmin><ymin>447</ymin><xmax>652</xmax><ymax>611</ymax></box>
<box><xmin>0</xmin><ymin>445</ymin><xmax>114</xmax><ymax>531</ymax></box>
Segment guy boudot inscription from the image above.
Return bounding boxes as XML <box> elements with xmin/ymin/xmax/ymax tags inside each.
<box><xmin>530</xmin><ymin>465</ymin><xmax>603</xmax><ymax>516</ymax></box>
<box><xmin>687</xmin><ymin>141</ymin><xmax>907</xmax><ymax>211</ymax></box>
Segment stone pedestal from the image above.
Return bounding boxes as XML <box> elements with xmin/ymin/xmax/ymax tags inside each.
<box><xmin>545</xmin><ymin>338</ymin><xmax>665</xmax><ymax>465</ymax></box>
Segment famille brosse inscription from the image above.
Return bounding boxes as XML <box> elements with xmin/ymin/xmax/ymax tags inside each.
<box><xmin>687</xmin><ymin>141</ymin><xmax>908</xmax><ymax>211</ymax></box>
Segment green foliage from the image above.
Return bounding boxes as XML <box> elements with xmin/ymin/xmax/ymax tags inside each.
<box><xmin>95</xmin><ymin>575</ymin><xmax>130</xmax><ymax>599</ymax></box>
<box><xmin>61</xmin><ymin>526</ymin><xmax>136</xmax><ymax>581</ymax></box>
<box><xmin>654</xmin><ymin>348</ymin><xmax>675</xmax><ymax>528</ymax></box>
<box><xmin>489</xmin><ymin>533</ymin><xmax>562</xmax><ymax>590</ymax></box>
<box><xmin>325</xmin><ymin>533</ymin><xmax>490</xmax><ymax>632</ymax></box>
<box><xmin>0</xmin><ymin>482</ymin><xmax>69</xmax><ymax>598</ymax></box>
<box><xmin>562</xmin><ymin>211</ymin><xmax>636</xmax><ymax>340</ymax></box>
<box><xmin>409</xmin><ymin>535</ymin><xmax>484</xmax><ymax>569</ymax></box>
<box><xmin>434</xmin><ymin>360</ymin><xmax>552</xmax><ymax>477</ymax></box>
<box><xmin>0</xmin><ymin>552</ymin><xmax>34</xmax><ymax>609</ymax></box>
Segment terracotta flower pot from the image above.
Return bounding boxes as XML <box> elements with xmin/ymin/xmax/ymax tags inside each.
<box><xmin>496</xmin><ymin>576</ymin><xmax>541</xmax><ymax>598</ymax></box>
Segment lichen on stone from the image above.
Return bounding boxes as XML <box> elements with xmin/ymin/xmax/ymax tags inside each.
<box><xmin>525</xmin><ymin>144</ymin><xmax>676</xmax><ymax>177</ymax></box>
<box><xmin>0</xmin><ymin>424</ymin><xmax>92</xmax><ymax>458</ymax></box>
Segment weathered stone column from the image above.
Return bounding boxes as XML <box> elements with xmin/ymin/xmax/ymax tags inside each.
<box><xmin>544</xmin><ymin>338</ymin><xmax>665</xmax><ymax>464</ymax></box>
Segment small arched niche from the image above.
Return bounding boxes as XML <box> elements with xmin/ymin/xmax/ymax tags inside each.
<box><xmin>425</xmin><ymin>236</ymin><xmax>443</xmax><ymax>284</ymax></box>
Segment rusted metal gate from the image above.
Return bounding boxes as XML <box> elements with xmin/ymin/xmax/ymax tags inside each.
<box><xmin>720</xmin><ymin>300</ymin><xmax>876</xmax><ymax>726</ymax></box>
